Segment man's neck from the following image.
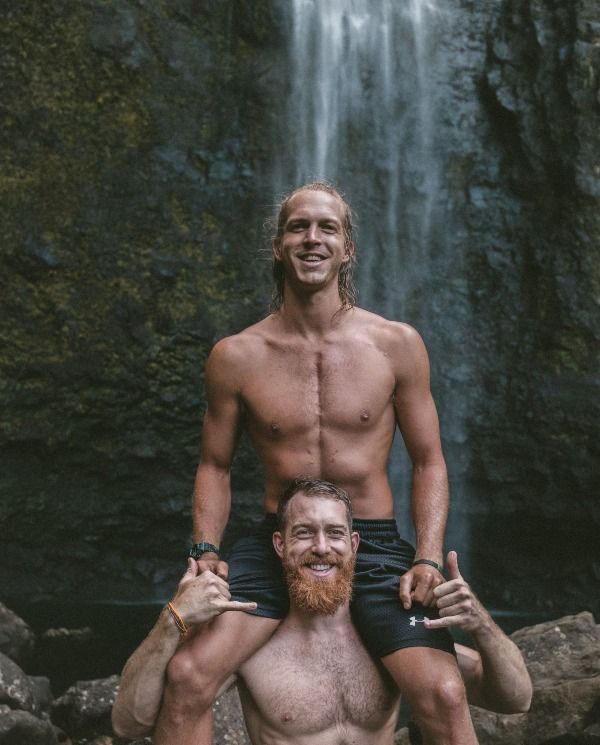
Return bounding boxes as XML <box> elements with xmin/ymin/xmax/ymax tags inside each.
<box><xmin>283</xmin><ymin>601</ymin><xmax>353</xmax><ymax>634</ymax></box>
<box><xmin>277</xmin><ymin>284</ymin><xmax>350</xmax><ymax>337</ymax></box>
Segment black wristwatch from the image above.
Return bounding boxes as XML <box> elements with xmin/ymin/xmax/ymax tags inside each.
<box><xmin>189</xmin><ymin>542</ymin><xmax>220</xmax><ymax>560</ymax></box>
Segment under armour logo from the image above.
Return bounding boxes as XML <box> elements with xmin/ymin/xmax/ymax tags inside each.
<box><xmin>409</xmin><ymin>615</ymin><xmax>430</xmax><ymax>627</ymax></box>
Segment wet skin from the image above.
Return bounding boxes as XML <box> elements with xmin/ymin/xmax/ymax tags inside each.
<box><xmin>197</xmin><ymin>190</ymin><xmax>447</xmax><ymax>535</ymax></box>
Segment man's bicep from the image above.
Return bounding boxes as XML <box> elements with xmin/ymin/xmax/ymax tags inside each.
<box><xmin>201</xmin><ymin>343</ymin><xmax>244</xmax><ymax>469</ymax></box>
<box><xmin>392</xmin><ymin>329</ymin><xmax>443</xmax><ymax>464</ymax></box>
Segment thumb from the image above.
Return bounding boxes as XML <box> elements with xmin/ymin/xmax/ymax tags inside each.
<box><xmin>184</xmin><ymin>557</ymin><xmax>198</xmax><ymax>577</ymax></box>
<box><xmin>446</xmin><ymin>550</ymin><xmax>462</xmax><ymax>581</ymax></box>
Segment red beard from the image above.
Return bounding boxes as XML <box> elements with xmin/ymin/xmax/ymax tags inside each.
<box><xmin>282</xmin><ymin>549</ymin><xmax>356</xmax><ymax>615</ymax></box>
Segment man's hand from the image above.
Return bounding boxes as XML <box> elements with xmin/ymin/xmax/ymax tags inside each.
<box><xmin>171</xmin><ymin>559</ymin><xmax>256</xmax><ymax>627</ymax></box>
<box><xmin>195</xmin><ymin>552</ymin><xmax>229</xmax><ymax>580</ymax></box>
<box><xmin>424</xmin><ymin>551</ymin><xmax>488</xmax><ymax>633</ymax></box>
<box><xmin>399</xmin><ymin>562</ymin><xmax>444</xmax><ymax>609</ymax></box>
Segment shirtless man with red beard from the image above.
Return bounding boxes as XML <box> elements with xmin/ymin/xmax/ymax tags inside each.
<box><xmin>112</xmin><ymin>480</ymin><xmax>532</xmax><ymax>744</ymax></box>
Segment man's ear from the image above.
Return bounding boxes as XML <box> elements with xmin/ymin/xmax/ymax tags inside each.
<box><xmin>272</xmin><ymin>240</ymin><xmax>282</xmax><ymax>261</ymax></box>
<box><xmin>273</xmin><ymin>531</ymin><xmax>285</xmax><ymax>558</ymax></box>
<box><xmin>351</xmin><ymin>531</ymin><xmax>360</xmax><ymax>554</ymax></box>
<box><xmin>342</xmin><ymin>240</ymin><xmax>355</xmax><ymax>264</ymax></box>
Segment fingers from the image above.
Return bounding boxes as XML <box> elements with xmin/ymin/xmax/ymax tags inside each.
<box><xmin>220</xmin><ymin>600</ymin><xmax>257</xmax><ymax>613</ymax></box>
<box><xmin>446</xmin><ymin>550</ymin><xmax>461</xmax><ymax>581</ymax></box>
<box><xmin>399</xmin><ymin>565</ymin><xmax>444</xmax><ymax>609</ymax></box>
<box><xmin>424</xmin><ymin>615</ymin><xmax>460</xmax><ymax>630</ymax></box>
<box><xmin>196</xmin><ymin>558</ymin><xmax>229</xmax><ymax>579</ymax></box>
<box><xmin>421</xmin><ymin>586</ymin><xmax>437</xmax><ymax>608</ymax></box>
<box><xmin>194</xmin><ymin>571</ymin><xmax>230</xmax><ymax>596</ymax></box>
<box><xmin>410</xmin><ymin>566</ymin><xmax>444</xmax><ymax>606</ymax></box>
<box><xmin>215</xmin><ymin>560</ymin><xmax>229</xmax><ymax>580</ymax></box>
<box><xmin>179</xmin><ymin>558</ymin><xmax>199</xmax><ymax>588</ymax></box>
<box><xmin>399</xmin><ymin>572</ymin><xmax>414</xmax><ymax>609</ymax></box>
<box><xmin>176</xmin><ymin>567</ymin><xmax>231</xmax><ymax>605</ymax></box>
<box><xmin>196</xmin><ymin>558</ymin><xmax>217</xmax><ymax>574</ymax></box>
<box><xmin>435</xmin><ymin>587</ymin><xmax>470</xmax><ymax>610</ymax></box>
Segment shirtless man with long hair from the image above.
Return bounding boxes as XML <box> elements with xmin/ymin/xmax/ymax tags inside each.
<box><xmin>153</xmin><ymin>182</ymin><xmax>482</xmax><ymax>744</ymax></box>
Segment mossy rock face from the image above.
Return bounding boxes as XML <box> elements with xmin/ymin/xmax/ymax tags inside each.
<box><xmin>460</xmin><ymin>0</ymin><xmax>600</xmax><ymax>615</ymax></box>
<box><xmin>0</xmin><ymin>1</ymin><xmax>281</xmax><ymax>602</ymax></box>
<box><xmin>1</xmin><ymin>1</ymin><xmax>599</xmax><ymax>620</ymax></box>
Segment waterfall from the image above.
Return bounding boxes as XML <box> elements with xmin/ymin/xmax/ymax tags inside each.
<box><xmin>272</xmin><ymin>0</ymin><xmax>471</xmax><ymax>563</ymax></box>
<box><xmin>273</xmin><ymin>0</ymin><xmax>444</xmax><ymax>319</ymax></box>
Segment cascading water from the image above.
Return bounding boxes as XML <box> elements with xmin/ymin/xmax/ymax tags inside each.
<box><xmin>273</xmin><ymin>0</ymin><xmax>445</xmax><ymax>318</ymax></box>
<box><xmin>272</xmin><ymin>0</ymin><xmax>471</xmax><ymax>564</ymax></box>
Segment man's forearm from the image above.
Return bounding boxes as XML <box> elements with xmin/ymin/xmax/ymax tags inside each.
<box><xmin>411</xmin><ymin>459</ymin><xmax>448</xmax><ymax>565</ymax></box>
<box><xmin>471</xmin><ymin>614</ymin><xmax>533</xmax><ymax>713</ymax></box>
<box><xmin>192</xmin><ymin>462</ymin><xmax>232</xmax><ymax>545</ymax></box>
<box><xmin>112</xmin><ymin>609</ymin><xmax>181</xmax><ymax>738</ymax></box>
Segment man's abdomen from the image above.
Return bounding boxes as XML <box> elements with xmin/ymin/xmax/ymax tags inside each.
<box><xmin>259</xmin><ymin>437</ymin><xmax>396</xmax><ymax>518</ymax></box>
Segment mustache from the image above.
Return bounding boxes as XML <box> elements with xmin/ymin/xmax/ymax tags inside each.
<box><xmin>296</xmin><ymin>552</ymin><xmax>344</xmax><ymax>567</ymax></box>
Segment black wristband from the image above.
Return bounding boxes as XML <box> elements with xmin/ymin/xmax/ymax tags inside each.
<box><xmin>189</xmin><ymin>542</ymin><xmax>220</xmax><ymax>560</ymax></box>
<box><xmin>412</xmin><ymin>558</ymin><xmax>443</xmax><ymax>573</ymax></box>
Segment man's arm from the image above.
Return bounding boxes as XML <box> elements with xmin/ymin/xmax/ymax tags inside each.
<box><xmin>111</xmin><ymin>560</ymin><xmax>256</xmax><ymax>739</ymax></box>
<box><xmin>392</xmin><ymin>325</ymin><xmax>448</xmax><ymax>609</ymax></box>
<box><xmin>425</xmin><ymin>551</ymin><xmax>533</xmax><ymax>714</ymax></box>
<box><xmin>192</xmin><ymin>338</ymin><xmax>244</xmax><ymax>579</ymax></box>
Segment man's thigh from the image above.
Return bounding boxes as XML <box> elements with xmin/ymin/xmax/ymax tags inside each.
<box><xmin>381</xmin><ymin>645</ymin><xmax>463</xmax><ymax>697</ymax></box>
<box><xmin>351</xmin><ymin>519</ymin><xmax>454</xmax><ymax>659</ymax></box>
<box><xmin>226</xmin><ymin>514</ymin><xmax>289</xmax><ymax>619</ymax></box>
<box><xmin>169</xmin><ymin>610</ymin><xmax>280</xmax><ymax>689</ymax></box>
<box><xmin>168</xmin><ymin>515</ymin><xmax>287</xmax><ymax>685</ymax></box>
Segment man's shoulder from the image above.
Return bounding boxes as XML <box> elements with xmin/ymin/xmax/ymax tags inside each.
<box><xmin>207</xmin><ymin>317</ymin><xmax>275</xmax><ymax>371</ymax></box>
<box><xmin>351</xmin><ymin>308</ymin><xmax>423</xmax><ymax>350</ymax></box>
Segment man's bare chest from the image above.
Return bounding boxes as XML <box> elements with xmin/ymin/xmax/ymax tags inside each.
<box><xmin>241</xmin><ymin>344</ymin><xmax>396</xmax><ymax>435</ymax></box>
<box><xmin>239</xmin><ymin>630</ymin><xmax>398</xmax><ymax>733</ymax></box>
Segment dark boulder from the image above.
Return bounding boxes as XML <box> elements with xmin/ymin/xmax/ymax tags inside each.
<box><xmin>0</xmin><ymin>652</ymin><xmax>34</xmax><ymax>712</ymax></box>
<box><xmin>0</xmin><ymin>705</ymin><xmax>58</xmax><ymax>745</ymax></box>
<box><xmin>471</xmin><ymin>612</ymin><xmax>600</xmax><ymax>745</ymax></box>
<box><xmin>0</xmin><ymin>604</ymin><xmax>35</xmax><ymax>667</ymax></box>
<box><xmin>50</xmin><ymin>675</ymin><xmax>119</xmax><ymax>740</ymax></box>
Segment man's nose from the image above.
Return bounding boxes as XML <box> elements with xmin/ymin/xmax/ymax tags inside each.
<box><xmin>304</xmin><ymin>224</ymin><xmax>321</xmax><ymax>244</ymax></box>
<box><xmin>311</xmin><ymin>532</ymin><xmax>329</xmax><ymax>555</ymax></box>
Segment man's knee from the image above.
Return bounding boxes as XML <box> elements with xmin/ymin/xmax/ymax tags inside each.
<box><xmin>410</xmin><ymin>674</ymin><xmax>469</xmax><ymax>722</ymax></box>
<box><xmin>164</xmin><ymin>647</ymin><xmax>221</xmax><ymax>712</ymax></box>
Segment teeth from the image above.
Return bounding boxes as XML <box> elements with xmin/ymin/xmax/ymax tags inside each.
<box><xmin>308</xmin><ymin>564</ymin><xmax>331</xmax><ymax>571</ymax></box>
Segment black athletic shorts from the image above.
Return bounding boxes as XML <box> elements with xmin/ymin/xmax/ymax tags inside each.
<box><xmin>226</xmin><ymin>514</ymin><xmax>455</xmax><ymax>659</ymax></box>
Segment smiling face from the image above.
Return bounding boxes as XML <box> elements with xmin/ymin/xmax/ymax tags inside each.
<box><xmin>272</xmin><ymin>189</ymin><xmax>353</xmax><ymax>299</ymax></box>
<box><xmin>273</xmin><ymin>492</ymin><xmax>359</xmax><ymax>615</ymax></box>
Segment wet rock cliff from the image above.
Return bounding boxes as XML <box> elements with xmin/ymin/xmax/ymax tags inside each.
<box><xmin>0</xmin><ymin>0</ymin><xmax>598</xmax><ymax>625</ymax></box>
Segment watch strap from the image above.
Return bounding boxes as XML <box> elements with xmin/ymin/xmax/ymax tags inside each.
<box><xmin>412</xmin><ymin>558</ymin><xmax>443</xmax><ymax>573</ymax></box>
<box><xmin>189</xmin><ymin>542</ymin><xmax>220</xmax><ymax>560</ymax></box>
